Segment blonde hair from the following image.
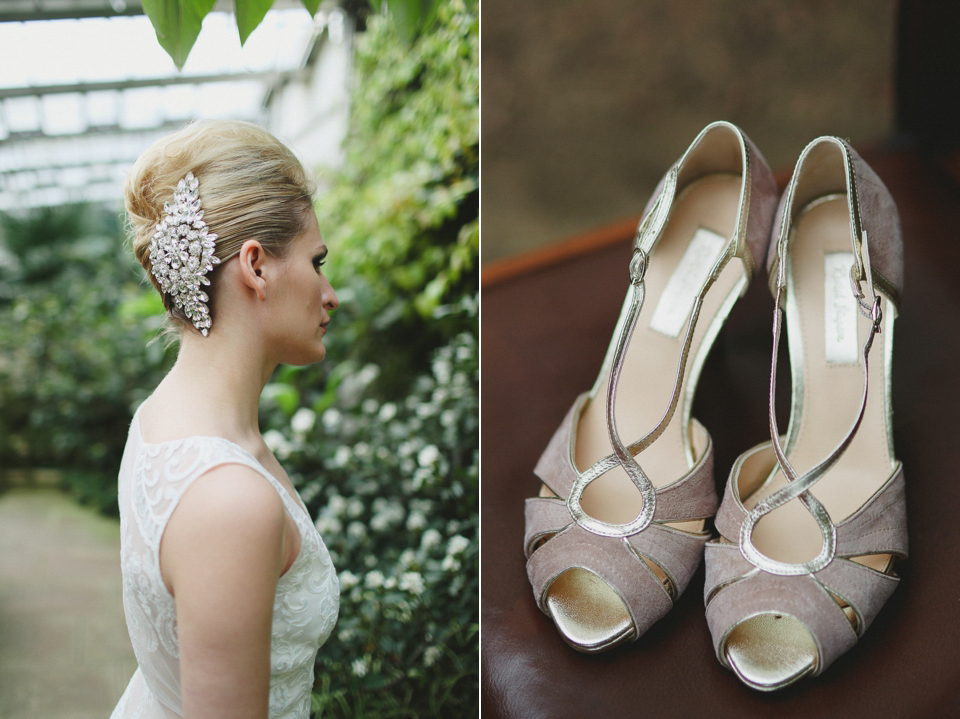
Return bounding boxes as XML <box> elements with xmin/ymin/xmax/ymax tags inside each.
<box><xmin>125</xmin><ymin>119</ymin><xmax>315</xmax><ymax>331</ymax></box>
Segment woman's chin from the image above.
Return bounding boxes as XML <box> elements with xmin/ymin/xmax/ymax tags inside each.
<box><xmin>280</xmin><ymin>342</ymin><xmax>327</xmax><ymax>367</ymax></box>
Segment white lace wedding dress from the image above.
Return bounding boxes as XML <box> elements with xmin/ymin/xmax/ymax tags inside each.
<box><xmin>111</xmin><ymin>407</ymin><xmax>339</xmax><ymax>718</ymax></box>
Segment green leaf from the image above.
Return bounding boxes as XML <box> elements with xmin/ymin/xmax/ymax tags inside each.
<box><xmin>261</xmin><ymin>383</ymin><xmax>300</xmax><ymax>416</ymax></box>
<box><xmin>142</xmin><ymin>0</ymin><xmax>216</xmax><ymax>70</ymax></box>
<box><xmin>117</xmin><ymin>289</ymin><xmax>165</xmax><ymax>320</ymax></box>
<box><xmin>235</xmin><ymin>0</ymin><xmax>275</xmax><ymax>45</ymax></box>
<box><xmin>381</xmin><ymin>0</ymin><xmax>442</xmax><ymax>42</ymax></box>
<box><xmin>301</xmin><ymin>0</ymin><xmax>321</xmax><ymax>15</ymax></box>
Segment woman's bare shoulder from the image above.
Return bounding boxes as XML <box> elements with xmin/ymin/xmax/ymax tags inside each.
<box><xmin>172</xmin><ymin>464</ymin><xmax>285</xmax><ymax>536</ymax></box>
<box><xmin>160</xmin><ymin>464</ymin><xmax>287</xmax><ymax>596</ymax></box>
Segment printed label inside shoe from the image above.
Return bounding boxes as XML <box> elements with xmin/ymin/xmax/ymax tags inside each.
<box><xmin>649</xmin><ymin>227</ymin><xmax>727</xmax><ymax>338</ymax></box>
<box><xmin>824</xmin><ymin>252</ymin><xmax>859</xmax><ymax>364</ymax></box>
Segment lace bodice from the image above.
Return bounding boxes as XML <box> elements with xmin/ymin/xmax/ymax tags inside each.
<box><xmin>111</xmin><ymin>408</ymin><xmax>339</xmax><ymax>719</ymax></box>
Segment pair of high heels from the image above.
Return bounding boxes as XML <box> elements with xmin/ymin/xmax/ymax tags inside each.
<box><xmin>523</xmin><ymin>121</ymin><xmax>905</xmax><ymax>691</ymax></box>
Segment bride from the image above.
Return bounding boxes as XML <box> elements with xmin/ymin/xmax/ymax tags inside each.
<box><xmin>111</xmin><ymin>119</ymin><xmax>340</xmax><ymax>718</ymax></box>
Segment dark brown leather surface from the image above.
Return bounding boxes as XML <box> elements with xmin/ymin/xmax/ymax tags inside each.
<box><xmin>480</xmin><ymin>147</ymin><xmax>960</xmax><ymax>717</ymax></box>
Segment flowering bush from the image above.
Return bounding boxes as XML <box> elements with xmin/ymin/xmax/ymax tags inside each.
<box><xmin>264</xmin><ymin>303</ymin><xmax>477</xmax><ymax>717</ymax></box>
<box><xmin>258</xmin><ymin>0</ymin><xmax>479</xmax><ymax>715</ymax></box>
<box><xmin>0</xmin><ymin>206</ymin><xmax>174</xmax><ymax>509</ymax></box>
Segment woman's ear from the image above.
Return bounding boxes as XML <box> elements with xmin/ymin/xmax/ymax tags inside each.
<box><xmin>237</xmin><ymin>239</ymin><xmax>268</xmax><ymax>300</ymax></box>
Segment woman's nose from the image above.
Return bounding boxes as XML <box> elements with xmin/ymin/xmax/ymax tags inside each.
<box><xmin>323</xmin><ymin>278</ymin><xmax>339</xmax><ymax>310</ymax></box>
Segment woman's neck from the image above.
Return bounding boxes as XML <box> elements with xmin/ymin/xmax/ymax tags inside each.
<box><xmin>145</xmin><ymin>324</ymin><xmax>278</xmax><ymax>446</ymax></box>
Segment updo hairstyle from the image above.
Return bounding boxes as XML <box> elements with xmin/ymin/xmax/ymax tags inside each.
<box><xmin>125</xmin><ymin>119</ymin><xmax>316</xmax><ymax>332</ymax></box>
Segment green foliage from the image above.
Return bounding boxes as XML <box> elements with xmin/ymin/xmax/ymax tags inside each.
<box><xmin>316</xmin><ymin>0</ymin><xmax>479</xmax><ymax>394</ymax></box>
<box><xmin>0</xmin><ymin>205</ymin><xmax>174</xmax><ymax>513</ymax></box>
<box><xmin>257</xmin><ymin>0</ymin><xmax>479</xmax><ymax>715</ymax></box>
<box><xmin>142</xmin><ymin>0</ymin><xmax>439</xmax><ymax>70</ymax></box>
<box><xmin>143</xmin><ymin>0</ymin><xmax>318</xmax><ymax>69</ymax></box>
<box><xmin>235</xmin><ymin>0</ymin><xmax>274</xmax><ymax>44</ymax></box>
<box><xmin>378</xmin><ymin>0</ymin><xmax>442</xmax><ymax>42</ymax></box>
<box><xmin>142</xmin><ymin>0</ymin><xmax>216</xmax><ymax>69</ymax></box>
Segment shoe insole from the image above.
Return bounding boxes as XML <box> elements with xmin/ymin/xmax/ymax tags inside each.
<box><xmin>570</xmin><ymin>174</ymin><xmax>746</xmax><ymax>527</ymax></box>
<box><xmin>743</xmin><ymin>196</ymin><xmax>895</xmax><ymax>568</ymax></box>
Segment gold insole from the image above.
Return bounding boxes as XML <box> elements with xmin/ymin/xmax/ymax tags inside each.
<box><xmin>726</xmin><ymin>614</ymin><xmax>818</xmax><ymax>690</ymax></box>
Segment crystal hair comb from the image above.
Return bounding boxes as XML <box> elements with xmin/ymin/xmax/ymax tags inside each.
<box><xmin>148</xmin><ymin>171</ymin><xmax>220</xmax><ymax>336</ymax></box>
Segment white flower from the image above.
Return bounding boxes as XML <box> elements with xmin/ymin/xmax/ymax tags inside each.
<box><xmin>347</xmin><ymin>497</ymin><xmax>365</xmax><ymax>518</ymax></box>
<box><xmin>351</xmin><ymin>658</ymin><xmax>368</xmax><ymax>677</ymax></box>
<box><xmin>399</xmin><ymin>549</ymin><xmax>416</xmax><ymax>568</ymax></box>
<box><xmin>417</xmin><ymin>444</ymin><xmax>440</xmax><ymax>468</ymax></box>
<box><xmin>447</xmin><ymin>535</ymin><xmax>470</xmax><ymax>555</ymax></box>
<box><xmin>416</xmin><ymin>402</ymin><xmax>436</xmax><ymax>419</ymax></box>
<box><xmin>378</xmin><ymin>402</ymin><xmax>398</xmax><ymax>422</ymax></box>
<box><xmin>315</xmin><ymin>516</ymin><xmax>341</xmax><ymax>535</ymax></box>
<box><xmin>384</xmin><ymin>576</ymin><xmax>397</xmax><ymax>589</ymax></box>
<box><xmin>441</xmin><ymin>555</ymin><xmax>460</xmax><ymax>572</ymax></box>
<box><xmin>358</xmin><ymin>363</ymin><xmax>379</xmax><ymax>384</ymax></box>
<box><xmin>423</xmin><ymin>645</ymin><xmax>442</xmax><ymax>667</ymax></box>
<box><xmin>263</xmin><ymin>429</ymin><xmax>292</xmax><ymax>459</ymax></box>
<box><xmin>362</xmin><ymin>398</ymin><xmax>379</xmax><ymax>414</ymax></box>
<box><xmin>440</xmin><ymin>409</ymin><xmax>457</xmax><ymax>428</ymax></box>
<box><xmin>399</xmin><ymin>571</ymin><xmax>425</xmax><ymax>596</ymax></box>
<box><xmin>332</xmin><ymin>445</ymin><xmax>351</xmax><ymax>467</ymax></box>
<box><xmin>371</xmin><ymin>497</ymin><xmax>404</xmax><ymax>531</ymax></box>
<box><xmin>327</xmin><ymin>494</ymin><xmax>347</xmax><ymax>516</ymax></box>
<box><xmin>412</xmin><ymin>467</ymin><xmax>433</xmax><ymax>490</ymax></box>
<box><xmin>365</xmin><ymin>570</ymin><xmax>384</xmax><ymax>589</ymax></box>
<box><xmin>354</xmin><ymin>442</ymin><xmax>371</xmax><ymax>459</ymax></box>
<box><xmin>432</xmin><ymin>357</ymin><xmax>452</xmax><ymax>384</ymax></box>
<box><xmin>410</xmin><ymin>498</ymin><xmax>433</xmax><ymax>513</ymax></box>
<box><xmin>421</xmin><ymin>528</ymin><xmax>442</xmax><ymax>550</ymax></box>
<box><xmin>406</xmin><ymin>511</ymin><xmax>427</xmax><ymax>531</ymax></box>
<box><xmin>290</xmin><ymin>407</ymin><xmax>316</xmax><ymax>434</ymax></box>
<box><xmin>347</xmin><ymin>521</ymin><xmax>366</xmax><ymax>539</ymax></box>
<box><xmin>321</xmin><ymin>407</ymin><xmax>341</xmax><ymax>431</ymax></box>
<box><xmin>371</xmin><ymin>509</ymin><xmax>398</xmax><ymax>532</ymax></box>
<box><xmin>338</xmin><ymin>570</ymin><xmax>360</xmax><ymax>590</ymax></box>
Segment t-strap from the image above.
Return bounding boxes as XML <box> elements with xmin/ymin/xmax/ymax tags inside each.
<box><xmin>739</xmin><ymin>229</ymin><xmax>883</xmax><ymax>576</ymax></box>
<box><xmin>567</xmin><ymin>168</ymin><xmax>734</xmax><ymax>539</ymax></box>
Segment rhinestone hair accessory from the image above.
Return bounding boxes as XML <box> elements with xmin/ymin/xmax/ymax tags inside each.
<box><xmin>148</xmin><ymin>171</ymin><xmax>220</xmax><ymax>335</ymax></box>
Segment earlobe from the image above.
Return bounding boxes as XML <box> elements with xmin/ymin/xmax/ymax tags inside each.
<box><xmin>238</xmin><ymin>240</ymin><xmax>268</xmax><ymax>300</ymax></box>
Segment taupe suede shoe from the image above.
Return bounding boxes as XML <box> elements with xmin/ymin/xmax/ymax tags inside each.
<box><xmin>524</xmin><ymin>121</ymin><xmax>778</xmax><ymax>652</ymax></box>
<box><xmin>704</xmin><ymin>137</ymin><xmax>906</xmax><ymax>690</ymax></box>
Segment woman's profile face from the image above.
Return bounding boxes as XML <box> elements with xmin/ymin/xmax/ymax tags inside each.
<box><xmin>267</xmin><ymin>211</ymin><xmax>339</xmax><ymax>365</ymax></box>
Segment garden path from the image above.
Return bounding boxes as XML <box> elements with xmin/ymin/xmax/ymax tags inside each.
<box><xmin>0</xmin><ymin>488</ymin><xmax>136</xmax><ymax>719</ymax></box>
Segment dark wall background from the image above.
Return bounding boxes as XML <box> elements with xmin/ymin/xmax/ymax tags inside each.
<box><xmin>482</xmin><ymin>0</ymin><xmax>897</xmax><ymax>262</ymax></box>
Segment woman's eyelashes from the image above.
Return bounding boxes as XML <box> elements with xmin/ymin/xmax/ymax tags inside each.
<box><xmin>313</xmin><ymin>253</ymin><xmax>328</xmax><ymax>273</ymax></box>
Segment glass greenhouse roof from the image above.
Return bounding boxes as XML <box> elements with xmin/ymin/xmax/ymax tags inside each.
<box><xmin>0</xmin><ymin>2</ymin><xmax>332</xmax><ymax>211</ymax></box>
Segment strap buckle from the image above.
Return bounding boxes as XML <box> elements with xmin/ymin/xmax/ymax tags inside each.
<box><xmin>850</xmin><ymin>268</ymin><xmax>883</xmax><ymax>333</ymax></box>
<box><xmin>629</xmin><ymin>246</ymin><xmax>648</xmax><ymax>285</ymax></box>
